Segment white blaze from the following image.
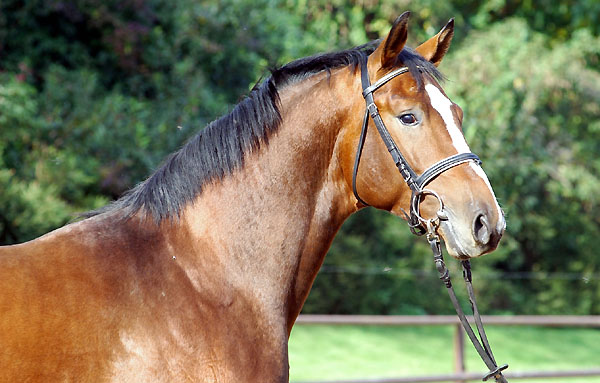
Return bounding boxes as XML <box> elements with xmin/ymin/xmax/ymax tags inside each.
<box><xmin>425</xmin><ymin>84</ymin><xmax>504</xmax><ymax>227</ymax></box>
<box><xmin>424</xmin><ymin>84</ymin><xmax>470</xmax><ymax>153</ymax></box>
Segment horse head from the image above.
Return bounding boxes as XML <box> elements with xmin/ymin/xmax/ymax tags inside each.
<box><xmin>342</xmin><ymin>12</ymin><xmax>505</xmax><ymax>259</ymax></box>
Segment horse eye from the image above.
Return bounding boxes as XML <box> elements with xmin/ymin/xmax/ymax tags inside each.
<box><xmin>398</xmin><ymin>113</ymin><xmax>418</xmax><ymax>126</ymax></box>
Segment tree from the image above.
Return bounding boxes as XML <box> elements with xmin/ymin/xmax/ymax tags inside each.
<box><xmin>1</xmin><ymin>1</ymin><xmax>599</xmax><ymax>314</ymax></box>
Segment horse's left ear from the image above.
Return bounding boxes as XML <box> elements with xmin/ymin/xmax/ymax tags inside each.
<box><xmin>415</xmin><ymin>18</ymin><xmax>455</xmax><ymax>66</ymax></box>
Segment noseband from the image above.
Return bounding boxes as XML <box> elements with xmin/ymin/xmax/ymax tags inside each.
<box><xmin>353</xmin><ymin>56</ymin><xmax>509</xmax><ymax>383</ymax></box>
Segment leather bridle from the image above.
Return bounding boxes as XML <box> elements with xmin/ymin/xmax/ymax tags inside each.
<box><xmin>353</xmin><ymin>55</ymin><xmax>509</xmax><ymax>383</ymax></box>
<box><xmin>352</xmin><ymin>56</ymin><xmax>481</xmax><ymax>233</ymax></box>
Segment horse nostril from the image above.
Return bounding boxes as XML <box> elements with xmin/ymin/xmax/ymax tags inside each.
<box><xmin>473</xmin><ymin>213</ymin><xmax>491</xmax><ymax>245</ymax></box>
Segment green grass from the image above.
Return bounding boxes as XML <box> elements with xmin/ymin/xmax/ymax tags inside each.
<box><xmin>288</xmin><ymin>324</ymin><xmax>600</xmax><ymax>382</ymax></box>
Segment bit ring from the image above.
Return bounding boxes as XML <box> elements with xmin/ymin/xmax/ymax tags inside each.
<box><xmin>411</xmin><ymin>188</ymin><xmax>445</xmax><ymax>227</ymax></box>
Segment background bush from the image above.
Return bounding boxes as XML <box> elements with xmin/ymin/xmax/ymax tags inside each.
<box><xmin>1</xmin><ymin>0</ymin><xmax>599</xmax><ymax>314</ymax></box>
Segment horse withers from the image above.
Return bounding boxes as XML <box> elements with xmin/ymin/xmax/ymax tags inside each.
<box><xmin>0</xmin><ymin>12</ymin><xmax>504</xmax><ymax>382</ymax></box>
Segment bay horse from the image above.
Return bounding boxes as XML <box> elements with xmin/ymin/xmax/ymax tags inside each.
<box><xmin>0</xmin><ymin>13</ymin><xmax>504</xmax><ymax>382</ymax></box>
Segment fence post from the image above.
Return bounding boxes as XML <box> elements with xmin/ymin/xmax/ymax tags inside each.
<box><xmin>454</xmin><ymin>323</ymin><xmax>466</xmax><ymax>383</ymax></box>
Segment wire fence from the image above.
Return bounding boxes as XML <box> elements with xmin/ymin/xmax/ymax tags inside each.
<box><xmin>318</xmin><ymin>265</ymin><xmax>600</xmax><ymax>281</ymax></box>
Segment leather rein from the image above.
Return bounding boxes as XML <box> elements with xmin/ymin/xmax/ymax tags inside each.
<box><xmin>352</xmin><ymin>56</ymin><xmax>509</xmax><ymax>383</ymax></box>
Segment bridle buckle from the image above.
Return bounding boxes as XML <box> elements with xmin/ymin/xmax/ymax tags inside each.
<box><xmin>366</xmin><ymin>102</ymin><xmax>379</xmax><ymax>118</ymax></box>
<box><xmin>483</xmin><ymin>364</ymin><xmax>509</xmax><ymax>381</ymax></box>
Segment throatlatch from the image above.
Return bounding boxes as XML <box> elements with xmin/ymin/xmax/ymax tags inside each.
<box><xmin>354</xmin><ymin>55</ymin><xmax>509</xmax><ymax>383</ymax></box>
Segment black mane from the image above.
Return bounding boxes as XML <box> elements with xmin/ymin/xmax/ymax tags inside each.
<box><xmin>85</xmin><ymin>42</ymin><xmax>442</xmax><ymax>223</ymax></box>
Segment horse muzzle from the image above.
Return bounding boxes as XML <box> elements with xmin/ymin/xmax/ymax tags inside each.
<box><xmin>438</xmin><ymin>206</ymin><xmax>505</xmax><ymax>259</ymax></box>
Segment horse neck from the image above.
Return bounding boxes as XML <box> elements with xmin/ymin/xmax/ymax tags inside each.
<box><xmin>179</xmin><ymin>67</ymin><xmax>360</xmax><ymax>331</ymax></box>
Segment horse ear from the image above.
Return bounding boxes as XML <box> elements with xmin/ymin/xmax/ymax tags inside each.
<box><xmin>372</xmin><ymin>12</ymin><xmax>410</xmax><ymax>69</ymax></box>
<box><xmin>415</xmin><ymin>18</ymin><xmax>454</xmax><ymax>66</ymax></box>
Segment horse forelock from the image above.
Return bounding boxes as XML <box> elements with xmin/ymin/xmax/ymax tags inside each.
<box><xmin>84</xmin><ymin>42</ymin><xmax>441</xmax><ymax>224</ymax></box>
<box><xmin>394</xmin><ymin>47</ymin><xmax>445</xmax><ymax>90</ymax></box>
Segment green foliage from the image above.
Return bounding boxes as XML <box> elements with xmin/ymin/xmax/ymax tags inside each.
<box><xmin>305</xmin><ymin>209</ymin><xmax>464</xmax><ymax>315</ymax></box>
<box><xmin>1</xmin><ymin>0</ymin><xmax>599</xmax><ymax>314</ymax></box>
<box><xmin>0</xmin><ymin>76</ymin><xmax>73</xmax><ymax>242</ymax></box>
<box><xmin>442</xmin><ymin>19</ymin><xmax>600</xmax><ymax>314</ymax></box>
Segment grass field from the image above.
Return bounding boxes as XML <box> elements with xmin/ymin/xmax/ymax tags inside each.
<box><xmin>288</xmin><ymin>323</ymin><xmax>600</xmax><ymax>382</ymax></box>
